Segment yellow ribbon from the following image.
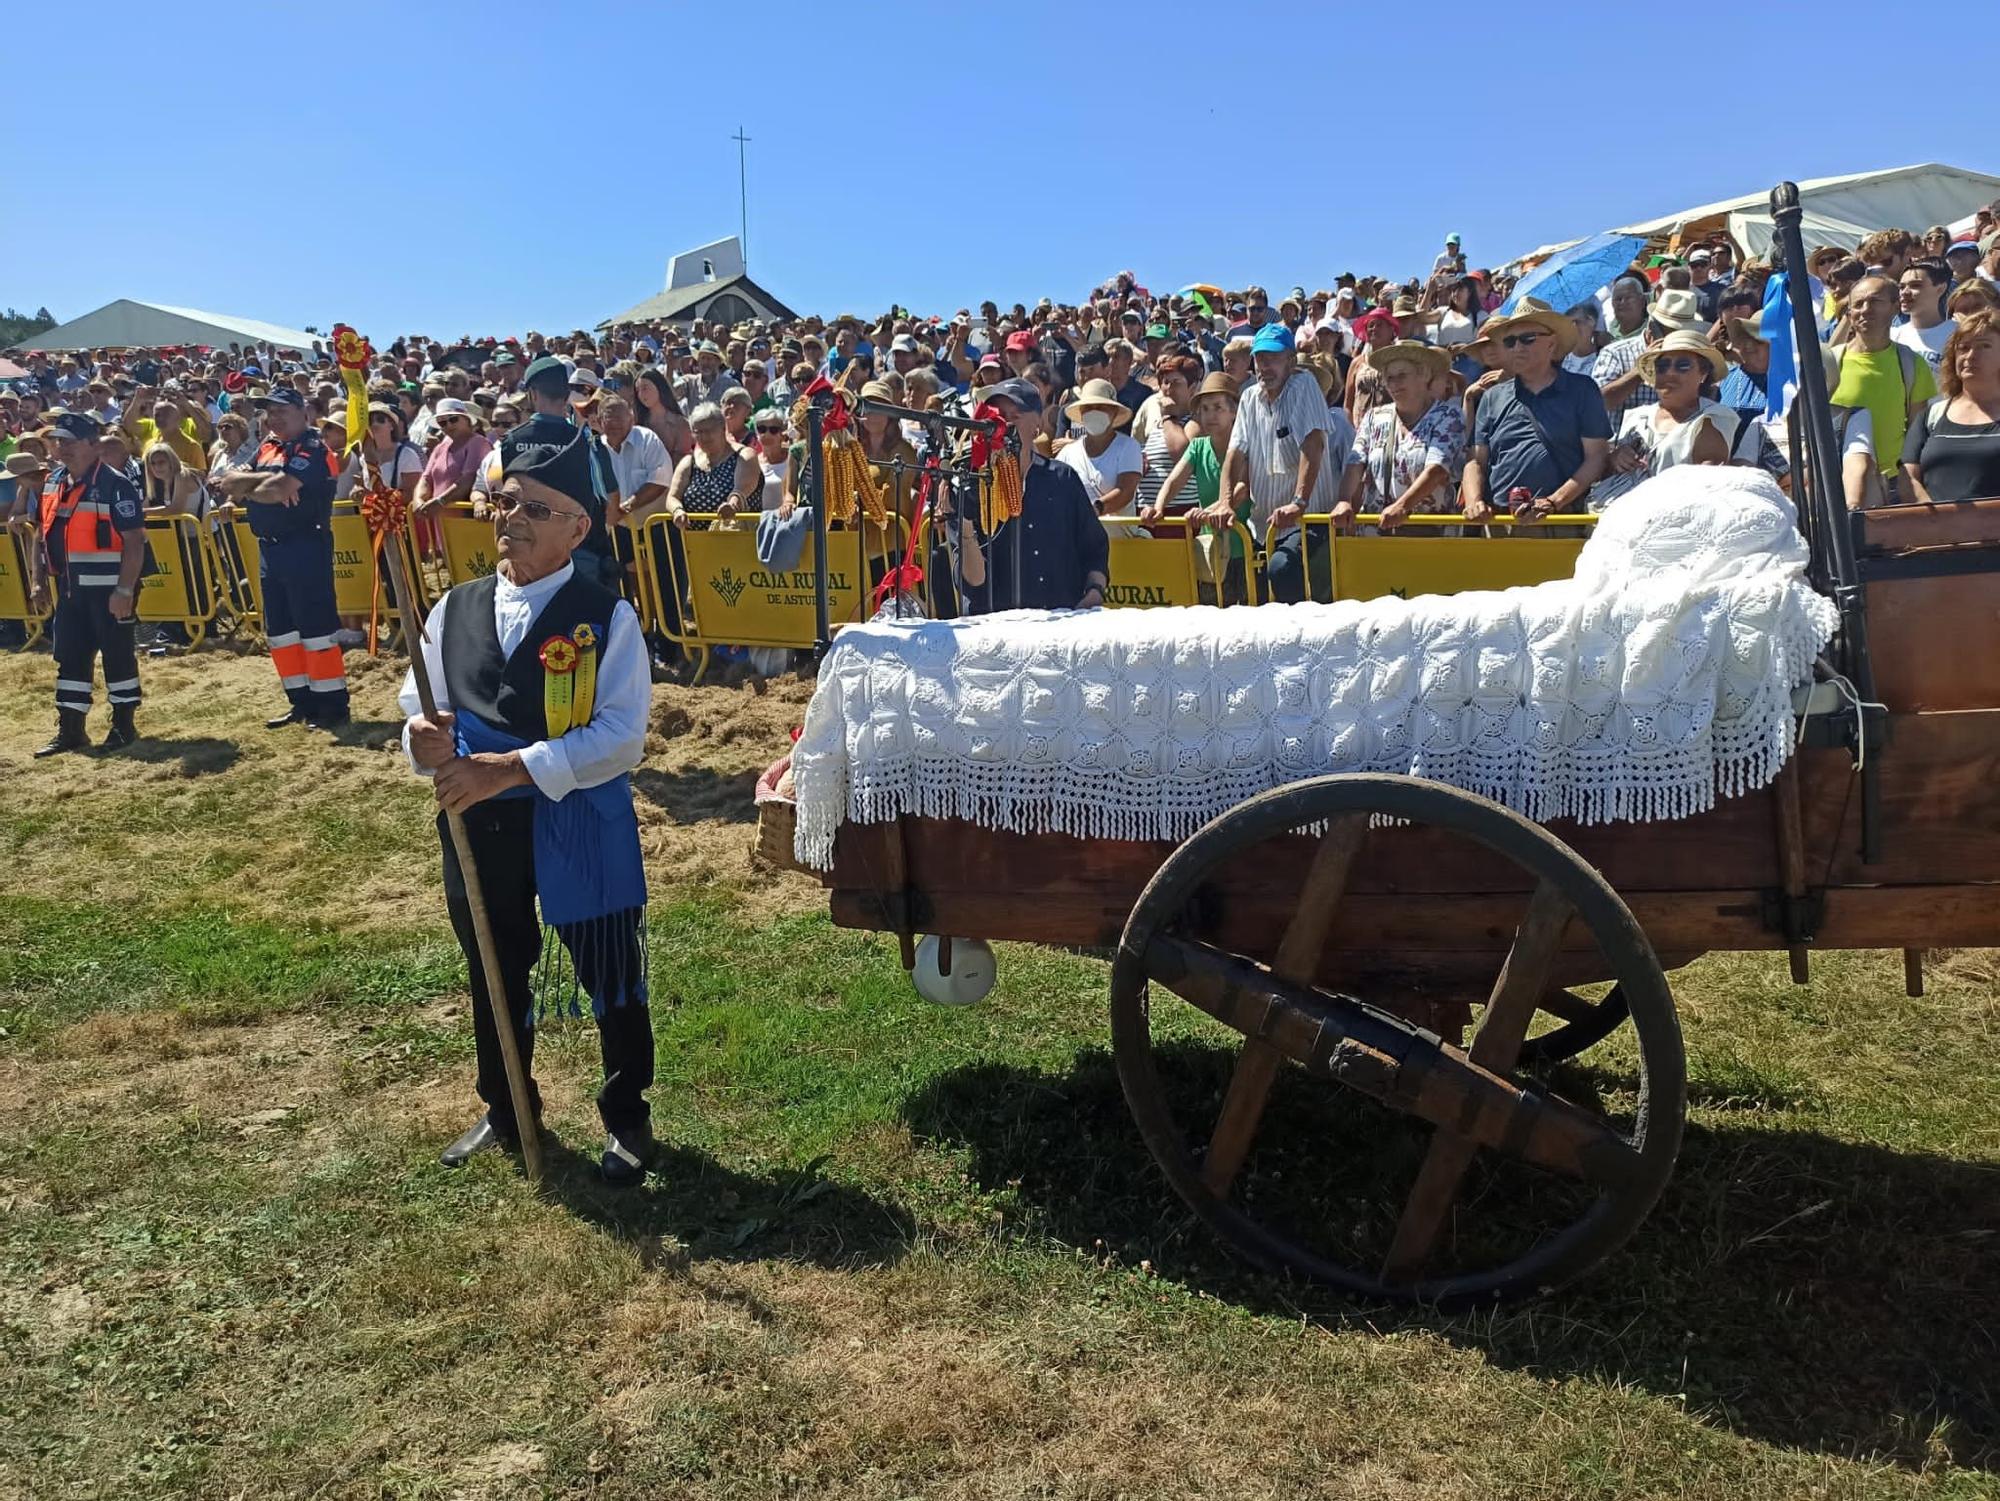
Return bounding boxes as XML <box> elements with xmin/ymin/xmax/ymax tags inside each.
<box><xmin>571</xmin><ymin>629</ymin><xmax>598</xmax><ymax>727</ymax></box>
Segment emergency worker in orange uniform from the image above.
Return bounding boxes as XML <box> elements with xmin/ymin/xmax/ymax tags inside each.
<box><xmin>25</xmin><ymin>413</ymin><xmax>147</xmax><ymax>756</ymax></box>
<box><xmin>212</xmin><ymin>386</ymin><xmax>349</xmax><ymax>727</ymax></box>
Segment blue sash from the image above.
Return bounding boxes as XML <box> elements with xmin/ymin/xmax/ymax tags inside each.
<box><xmin>454</xmin><ymin>708</ymin><xmax>648</xmax><ymax>1016</ymax></box>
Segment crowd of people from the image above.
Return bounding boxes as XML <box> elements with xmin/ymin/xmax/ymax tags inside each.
<box><xmin>7</xmin><ymin>211</ymin><xmax>2000</xmax><ymax>745</ymax></box>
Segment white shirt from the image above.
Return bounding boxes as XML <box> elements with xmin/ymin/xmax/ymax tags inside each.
<box><xmin>603</xmin><ymin>423</ymin><xmax>672</xmax><ymax>500</ymax></box>
<box><xmin>1892</xmin><ymin>318</ymin><xmax>1955</xmax><ymax>376</ymax></box>
<box><xmin>1055</xmin><ymin>430</ymin><xmax>1143</xmax><ymax>514</ymax></box>
<box><xmin>336</xmin><ymin>441</ymin><xmax>424</xmax><ymax>498</ymax></box>
<box><xmin>399</xmin><ymin>560</ymin><xmax>649</xmax><ymax>804</ymax></box>
<box><xmin>1227</xmin><ymin>368</ymin><xmax>1342</xmax><ymax>536</ymax></box>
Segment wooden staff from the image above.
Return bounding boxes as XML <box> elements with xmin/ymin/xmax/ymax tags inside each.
<box><xmin>383</xmin><ymin>540</ymin><xmax>544</xmax><ymax>1183</ymax></box>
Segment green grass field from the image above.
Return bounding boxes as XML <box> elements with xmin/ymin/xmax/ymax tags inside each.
<box><xmin>1</xmin><ymin>647</ymin><xmax>1995</xmax><ymax>1499</ymax></box>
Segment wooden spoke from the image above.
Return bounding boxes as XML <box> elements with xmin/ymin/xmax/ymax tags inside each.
<box><xmin>1383</xmin><ymin>882</ymin><xmax>1575</xmax><ymax>1281</ymax></box>
<box><xmin>1199</xmin><ymin>815</ymin><xmax>1368</xmax><ymax>1198</ymax></box>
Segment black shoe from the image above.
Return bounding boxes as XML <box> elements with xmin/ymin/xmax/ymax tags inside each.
<box><xmin>100</xmin><ymin>706</ymin><xmax>138</xmax><ymax>752</ymax></box>
<box><xmin>266</xmin><ymin>706</ymin><xmax>310</xmax><ymax>729</ymax></box>
<box><xmin>308</xmin><ymin>707</ymin><xmax>352</xmax><ymax>731</ymax></box>
<box><xmin>439</xmin><ymin>1113</ymin><xmax>520</xmax><ymax>1168</ymax></box>
<box><xmin>600</xmin><ymin>1126</ymin><xmax>655</xmax><ymax>1186</ymax></box>
<box><xmin>34</xmin><ymin>710</ymin><xmax>89</xmax><ymax>758</ymax></box>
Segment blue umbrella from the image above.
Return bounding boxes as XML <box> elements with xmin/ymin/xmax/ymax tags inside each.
<box><xmin>1499</xmin><ymin>231</ymin><xmax>1646</xmax><ymax>316</ymax></box>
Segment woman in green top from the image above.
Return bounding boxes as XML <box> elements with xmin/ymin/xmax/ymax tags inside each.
<box><xmin>1145</xmin><ymin>371</ymin><xmax>1246</xmax><ymax>601</ymax></box>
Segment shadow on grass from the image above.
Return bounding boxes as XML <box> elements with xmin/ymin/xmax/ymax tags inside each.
<box><xmin>632</xmin><ymin>766</ymin><xmax>759</xmax><ymax>825</ymax></box>
<box><xmin>120</xmin><ymin>735</ymin><xmax>241</xmax><ymax>775</ymax></box>
<box><xmin>324</xmin><ymin>718</ymin><xmax>408</xmax><ymax>751</ymax></box>
<box><xmin>904</xmin><ymin>1043</ymin><xmax>2000</xmax><ymax>1471</ymax></box>
<box><xmin>537</xmin><ymin>1133</ymin><xmax>914</xmax><ymax>1273</ymax></box>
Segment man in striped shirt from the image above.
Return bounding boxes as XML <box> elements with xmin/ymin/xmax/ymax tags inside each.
<box><xmin>1220</xmin><ymin>324</ymin><xmax>1344</xmax><ymax>603</ymax></box>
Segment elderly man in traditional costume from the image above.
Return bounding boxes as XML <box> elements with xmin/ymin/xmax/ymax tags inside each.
<box><xmin>400</xmin><ymin>421</ymin><xmax>656</xmax><ymax>1184</ymax></box>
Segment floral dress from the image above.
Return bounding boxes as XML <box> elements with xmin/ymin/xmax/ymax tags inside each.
<box><xmin>1348</xmin><ymin>398</ymin><xmax>1467</xmax><ymax>526</ymax></box>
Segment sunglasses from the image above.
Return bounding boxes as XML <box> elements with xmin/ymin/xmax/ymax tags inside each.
<box><xmin>369</xmin><ymin>413</ymin><xmax>393</xmax><ymax>425</ymax></box>
<box><xmin>755</xmin><ymin>422</ymin><xmax>786</xmax><ymax>434</ymax></box>
<box><xmin>1499</xmin><ymin>331</ymin><xmax>1543</xmax><ymax>349</ymax></box>
<box><xmin>491</xmin><ymin>491</ymin><xmax>581</xmax><ymax>522</ymax></box>
<box><xmin>1649</xmin><ymin>356</ymin><xmax>1703</xmax><ymax>376</ymax></box>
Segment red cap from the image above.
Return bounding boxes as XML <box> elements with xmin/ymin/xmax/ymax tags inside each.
<box><xmin>1004</xmin><ymin>329</ymin><xmax>1037</xmax><ymax>354</ymax></box>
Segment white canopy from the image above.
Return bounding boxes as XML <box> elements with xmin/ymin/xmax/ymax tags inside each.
<box><xmin>1512</xmin><ymin>163</ymin><xmax>2000</xmax><ymax>267</ymax></box>
<box><xmin>9</xmin><ymin>299</ymin><xmax>321</xmax><ymax>354</ymax></box>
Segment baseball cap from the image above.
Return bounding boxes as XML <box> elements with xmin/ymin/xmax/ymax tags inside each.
<box><xmin>976</xmin><ymin>352</ymin><xmax>1005</xmax><ymax>372</ymax></box>
<box><xmin>256</xmin><ymin>386</ymin><xmax>306</xmax><ymax>409</ymax></box>
<box><xmin>1144</xmin><ymin>323</ymin><xmax>1171</xmax><ymax>340</ymax></box>
<box><xmin>47</xmin><ymin>411</ymin><xmax>102</xmax><ymax>440</ymax></box>
<box><xmin>1249</xmin><ymin>324</ymin><xmax>1296</xmax><ymax>355</ymax></box>
<box><xmin>494</xmin><ymin>350</ymin><xmax>519</xmax><ymax>366</ymax></box>
<box><xmin>891</xmin><ymin>333</ymin><xmax>921</xmax><ymax>353</ymax></box>
<box><xmin>1688</xmin><ymin>248</ymin><xmax>1712</xmax><ymax>264</ymax></box>
<box><xmin>1003</xmin><ymin>329</ymin><xmax>1037</xmax><ymax>354</ymax></box>
<box><xmin>1947</xmin><ymin>239</ymin><xmax>1980</xmax><ymax>257</ymax></box>
<box><xmin>977</xmin><ymin>377</ymin><xmax>1043</xmax><ymax>415</ymax></box>
<box><xmin>1446</xmin><ymin>232</ymin><xmax>1462</xmax><ymax>245</ymax></box>
<box><xmin>520</xmin><ymin>355</ymin><xmax>570</xmax><ymax>395</ymax></box>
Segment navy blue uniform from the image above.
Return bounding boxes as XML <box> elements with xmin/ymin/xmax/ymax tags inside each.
<box><xmin>248</xmin><ymin>428</ymin><xmax>349</xmax><ymax>719</ymax></box>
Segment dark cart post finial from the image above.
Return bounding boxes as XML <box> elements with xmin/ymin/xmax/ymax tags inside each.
<box><xmin>1769</xmin><ymin>179</ymin><xmax>1881</xmax><ymax>862</ymax></box>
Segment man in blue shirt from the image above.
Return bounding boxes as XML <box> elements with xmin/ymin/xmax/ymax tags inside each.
<box><xmin>1464</xmin><ymin>299</ymin><xmax>1610</xmax><ymax>522</ymax></box>
<box><xmin>948</xmin><ymin>379</ymin><xmax>1108</xmax><ymax>613</ymax></box>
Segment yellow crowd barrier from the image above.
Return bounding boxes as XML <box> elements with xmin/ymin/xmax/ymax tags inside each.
<box><xmin>1301</xmin><ymin>511</ymin><xmax>1596</xmax><ymax>604</ymax></box>
<box><xmin>634</xmin><ymin>511</ymin><xmax>899</xmax><ymax>681</ymax></box>
<box><xmin>0</xmin><ymin>523</ymin><xmax>54</xmax><ymax>647</ymax></box>
<box><xmin>228</xmin><ymin>503</ymin><xmax>426</xmax><ymax>638</ymax></box>
<box><xmin>135</xmin><ymin>515</ymin><xmax>228</xmax><ymax>645</ymax></box>
<box><xmin>437</xmin><ymin>504</ymin><xmax>501</xmax><ymax>587</ymax></box>
<box><xmin>1102</xmin><ymin>516</ymin><xmax>1201</xmax><ymax>609</ymax></box>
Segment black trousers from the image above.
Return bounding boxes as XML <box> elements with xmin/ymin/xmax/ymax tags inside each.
<box><xmin>437</xmin><ymin>799</ymin><xmax>654</xmax><ymax>1137</ymax></box>
<box><xmin>53</xmin><ymin>586</ymin><xmax>139</xmax><ymax>715</ymax></box>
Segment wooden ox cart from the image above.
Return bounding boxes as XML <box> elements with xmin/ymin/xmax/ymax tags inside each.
<box><xmin>755</xmin><ymin>187</ymin><xmax>2000</xmax><ymax>1303</ymax></box>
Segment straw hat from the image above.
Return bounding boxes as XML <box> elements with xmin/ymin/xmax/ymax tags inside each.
<box><xmin>1649</xmin><ymin>287</ymin><xmax>1705</xmax><ymax>336</ymax></box>
<box><xmin>1365</xmin><ymin>340</ymin><xmax>1451</xmax><ymax>380</ymax></box>
<box><xmin>1192</xmin><ymin>371</ymin><xmax>1240</xmax><ymax>406</ymax></box>
<box><xmin>1063</xmin><ymin>378</ymin><xmax>1132</xmax><ymax>428</ymax></box>
<box><xmin>1479</xmin><ymin>297</ymin><xmax>1576</xmax><ymax>358</ymax></box>
<box><xmin>4</xmin><ymin>452</ymin><xmax>49</xmax><ymax>479</ymax></box>
<box><xmin>1636</xmin><ymin>330</ymin><xmax>1728</xmax><ymax>385</ymax></box>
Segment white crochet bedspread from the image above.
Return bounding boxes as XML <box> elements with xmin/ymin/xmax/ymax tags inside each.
<box><xmin>791</xmin><ymin>467</ymin><xmax>1838</xmax><ymax>871</ymax></box>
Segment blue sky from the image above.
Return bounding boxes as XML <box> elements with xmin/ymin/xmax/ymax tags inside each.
<box><xmin>3</xmin><ymin>1</ymin><xmax>1994</xmax><ymax>344</ymax></box>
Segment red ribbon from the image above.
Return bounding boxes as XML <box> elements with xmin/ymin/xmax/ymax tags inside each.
<box><xmin>359</xmin><ymin>484</ymin><xmax>409</xmax><ymax>655</ymax></box>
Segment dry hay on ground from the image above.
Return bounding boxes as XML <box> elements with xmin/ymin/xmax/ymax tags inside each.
<box><xmin>0</xmin><ymin>644</ymin><xmax>818</xmax><ymax>930</ymax></box>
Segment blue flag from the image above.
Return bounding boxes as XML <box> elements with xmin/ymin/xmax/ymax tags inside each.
<box><xmin>1760</xmin><ymin>270</ymin><xmax>1799</xmax><ymax>423</ymax></box>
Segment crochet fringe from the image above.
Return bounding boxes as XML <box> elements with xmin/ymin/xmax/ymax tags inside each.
<box><xmin>791</xmin><ymin>468</ymin><xmax>1840</xmax><ymax>871</ymax></box>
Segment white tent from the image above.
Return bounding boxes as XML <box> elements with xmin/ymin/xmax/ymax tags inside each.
<box><xmin>10</xmin><ymin>299</ymin><xmax>321</xmax><ymax>354</ymax></box>
<box><xmin>1512</xmin><ymin>163</ymin><xmax>2000</xmax><ymax>267</ymax></box>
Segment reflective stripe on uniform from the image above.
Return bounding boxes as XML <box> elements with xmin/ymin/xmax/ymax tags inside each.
<box><xmin>266</xmin><ymin>630</ymin><xmax>302</xmax><ymax>649</ymax></box>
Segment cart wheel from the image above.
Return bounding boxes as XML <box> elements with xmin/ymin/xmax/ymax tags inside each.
<box><xmin>1515</xmin><ymin>984</ymin><xmax>1631</xmax><ymax>1067</ymax></box>
<box><xmin>1109</xmin><ymin>773</ymin><xmax>1685</xmax><ymax>1305</ymax></box>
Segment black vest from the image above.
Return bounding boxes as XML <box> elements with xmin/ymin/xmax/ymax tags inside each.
<box><xmin>441</xmin><ymin>569</ymin><xmax>619</xmax><ymax>743</ymax></box>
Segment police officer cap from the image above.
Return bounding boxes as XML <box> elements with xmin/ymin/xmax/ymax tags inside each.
<box><xmin>256</xmin><ymin>386</ymin><xmax>307</xmax><ymax>409</ymax></box>
<box><xmin>520</xmin><ymin>355</ymin><xmax>571</xmax><ymax>396</ymax></box>
<box><xmin>500</xmin><ymin>414</ymin><xmax>595</xmax><ymax>510</ymax></box>
<box><xmin>47</xmin><ymin>411</ymin><xmax>102</xmax><ymax>440</ymax></box>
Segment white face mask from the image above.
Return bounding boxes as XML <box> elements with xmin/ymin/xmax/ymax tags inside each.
<box><xmin>1079</xmin><ymin>411</ymin><xmax>1112</xmax><ymax>437</ymax></box>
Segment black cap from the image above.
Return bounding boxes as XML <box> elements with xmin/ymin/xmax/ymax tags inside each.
<box><xmin>47</xmin><ymin>411</ymin><xmax>102</xmax><ymax>440</ymax></box>
<box><xmin>257</xmin><ymin>386</ymin><xmax>306</xmax><ymax>409</ymax></box>
<box><xmin>499</xmin><ymin>414</ymin><xmax>595</xmax><ymax>511</ymax></box>
<box><xmin>520</xmin><ymin>355</ymin><xmax>570</xmax><ymax>396</ymax></box>
<box><xmin>978</xmin><ymin>378</ymin><xmax>1043</xmax><ymax>415</ymax></box>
